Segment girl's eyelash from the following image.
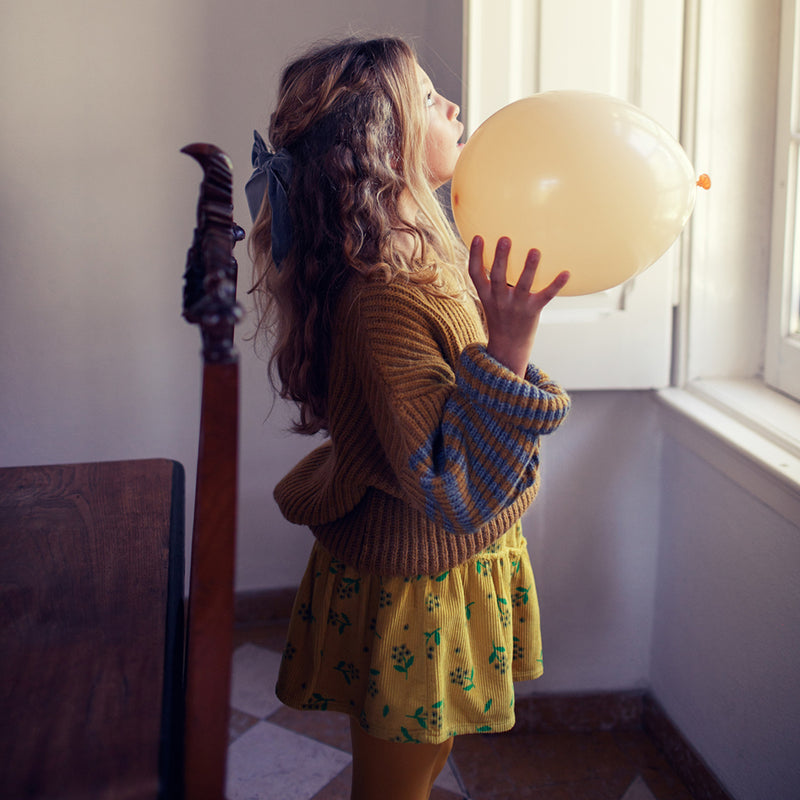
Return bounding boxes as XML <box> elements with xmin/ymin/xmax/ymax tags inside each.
<box><xmin>426</xmin><ymin>91</ymin><xmax>435</xmax><ymax>107</ymax></box>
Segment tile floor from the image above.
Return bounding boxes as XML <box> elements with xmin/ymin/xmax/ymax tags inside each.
<box><xmin>227</xmin><ymin>621</ymin><xmax>695</xmax><ymax>800</ymax></box>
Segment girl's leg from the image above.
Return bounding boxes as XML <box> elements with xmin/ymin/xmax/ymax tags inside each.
<box><xmin>427</xmin><ymin>734</ymin><xmax>455</xmax><ymax>794</ymax></box>
<box><xmin>349</xmin><ymin>717</ymin><xmax>454</xmax><ymax>800</ymax></box>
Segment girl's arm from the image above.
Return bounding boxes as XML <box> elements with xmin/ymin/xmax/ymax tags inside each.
<box><xmin>350</xmin><ymin>281</ymin><xmax>570</xmax><ymax>535</ymax></box>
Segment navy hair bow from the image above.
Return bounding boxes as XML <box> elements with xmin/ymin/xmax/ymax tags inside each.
<box><xmin>245</xmin><ymin>130</ymin><xmax>293</xmax><ymax>267</ymax></box>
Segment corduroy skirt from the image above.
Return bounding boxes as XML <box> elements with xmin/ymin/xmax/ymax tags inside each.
<box><xmin>275</xmin><ymin>521</ymin><xmax>543</xmax><ymax>744</ymax></box>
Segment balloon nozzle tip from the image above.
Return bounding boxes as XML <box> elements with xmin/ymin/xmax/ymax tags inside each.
<box><xmin>696</xmin><ymin>174</ymin><xmax>711</xmax><ymax>190</ymax></box>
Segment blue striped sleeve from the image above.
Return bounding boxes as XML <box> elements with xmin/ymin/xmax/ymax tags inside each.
<box><xmin>407</xmin><ymin>344</ymin><xmax>570</xmax><ymax>533</ymax></box>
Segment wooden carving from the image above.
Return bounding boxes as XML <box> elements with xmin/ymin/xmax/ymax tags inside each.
<box><xmin>181</xmin><ymin>143</ymin><xmax>245</xmax><ymax>363</ymax></box>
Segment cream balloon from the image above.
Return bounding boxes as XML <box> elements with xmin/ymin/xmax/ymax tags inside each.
<box><xmin>451</xmin><ymin>91</ymin><xmax>700</xmax><ymax>296</ymax></box>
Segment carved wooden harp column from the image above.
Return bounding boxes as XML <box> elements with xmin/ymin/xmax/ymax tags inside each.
<box><xmin>181</xmin><ymin>143</ymin><xmax>244</xmax><ymax>800</ymax></box>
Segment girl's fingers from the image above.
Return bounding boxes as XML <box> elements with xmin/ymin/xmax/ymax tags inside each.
<box><xmin>514</xmin><ymin>248</ymin><xmax>542</xmax><ymax>294</ymax></box>
<box><xmin>489</xmin><ymin>237</ymin><xmax>512</xmax><ymax>288</ymax></box>
<box><xmin>470</xmin><ymin>236</ymin><xmax>568</xmax><ymax>304</ymax></box>
<box><xmin>515</xmin><ymin>250</ymin><xmax>569</xmax><ymax>303</ymax></box>
<box><xmin>468</xmin><ymin>235</ymin><xmax>487</xmax><ymax>288</ymax></box>
<box><xmin>536</xmin><ymin>270</ymin><xmax>571</xmax><ymax>305</ymax></box>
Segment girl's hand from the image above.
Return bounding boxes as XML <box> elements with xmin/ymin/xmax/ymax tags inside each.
<box><xmin>468</xmin><ymin>236</ymin><xmax>570</xmax><ymax>377</ymax></box>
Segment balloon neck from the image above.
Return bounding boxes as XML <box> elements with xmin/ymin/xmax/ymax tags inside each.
<box><xmin>696</xmin><ymin>173</ymin><xmax>711</xmax><ymax>190</ymax></box>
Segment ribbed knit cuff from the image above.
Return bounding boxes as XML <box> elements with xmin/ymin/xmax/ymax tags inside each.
<box><xmin>458</xmin><ymin>343</ymin><xmax>570</xmax><ymax>434</ymax></box>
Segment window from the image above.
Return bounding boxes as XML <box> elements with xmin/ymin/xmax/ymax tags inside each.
<box><xmin>670</xmin><ymin>0</ymin><xmax>800</xmax><ymax>466</ymax></box>
<box><xmin>464</xmin><ymin>0</ymin><xmax>797</xmax><ymax>400</ymax></box>
<box><xmin>462</xmin><ymin>0</ymin><xmax>685</xmax><ymax>389</ymax></box>
<box><xmin>767</xmin><ymin>0</ymin><xmax>800</xmax><ymax>402</ymax></box>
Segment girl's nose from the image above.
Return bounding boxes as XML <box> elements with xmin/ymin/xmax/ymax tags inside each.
<box><xmin>449</xmin><ymin>100</ymin><xmax>460</xmax><ymax>119</ymax></box>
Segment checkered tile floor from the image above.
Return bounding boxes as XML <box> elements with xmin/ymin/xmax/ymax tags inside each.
<box><xmin>226</xmin><ymin>623</ymin><xmax>694</xmax><ymax>800</ymax></box>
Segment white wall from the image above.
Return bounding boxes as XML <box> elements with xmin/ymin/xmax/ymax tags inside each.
<box><xmin>518</xmin><ymin>390</ymin><xmax>661</xmax><ymax>694</ymax></box>
<box><xmin>649</xmin><ymin>3</ymin><xmax>800</xmax><ymax>796</ymax></box>
<box><xmin>653</xmin><ymin>429</ymin><xmax>800</xmax><ymax>799</ymax></box>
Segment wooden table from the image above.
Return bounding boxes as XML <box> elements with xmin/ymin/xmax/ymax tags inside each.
<box><xmin>0</xmin><ymin>459</ymin><xmax>185</xmax><ymax>799</ymax></box>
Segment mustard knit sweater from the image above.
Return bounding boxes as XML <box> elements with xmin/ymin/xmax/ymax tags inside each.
<box><xmin>274</xmin><ymin>278</ymin><xmax>571</xmax><ymax>576</ymax></box>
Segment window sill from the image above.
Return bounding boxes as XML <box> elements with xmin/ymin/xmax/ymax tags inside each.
<box><xmin>656</xmin><ymin>380</ymin><xmax>800</xmax><ymax>525</ymax></box>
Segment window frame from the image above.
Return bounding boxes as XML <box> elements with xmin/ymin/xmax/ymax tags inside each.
<box><xmin>660</xmin><ymin>0</ymin><xmax>800</xmax><ymax>510</ymax></box>
<box><xmin>766</xmin><ymin>0</ymin><xmax>800</xmax><ymax>402</ymax></box>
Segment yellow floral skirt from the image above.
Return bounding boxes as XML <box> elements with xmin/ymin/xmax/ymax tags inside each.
<box><xmin>275</xmin><ymin>521</ymin><xmax>542</xmax><ymax>744</ymax></box>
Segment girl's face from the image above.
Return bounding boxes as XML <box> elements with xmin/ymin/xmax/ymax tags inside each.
<box><xmin>417</xmin><ymin>65</ymin><xmax>464</xmax><ymax>188</ymax></box>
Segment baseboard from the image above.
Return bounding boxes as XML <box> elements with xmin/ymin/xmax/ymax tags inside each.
<box><xmin>642</xmin><ymin>695</ymin><xmax>734</xmax><ymax>800</ymax></box>
<box><xmin>235</xmin><ymin>589</ymin><xmax>734</xmax><ymax>800</ymax></box>
<box><xmin>234</xmin><ymin>587</ymin><xmax>297</xmax><ymax>624</ymax></box>
<box><xmin>514</xmin><ymin>690</ymin><xmax>645</xmax><ymax>733</ymax></box>
<box><xmin>513</xmin><ymin>691</ymin><xmax>733</xmax><ymax>800</ymax></box>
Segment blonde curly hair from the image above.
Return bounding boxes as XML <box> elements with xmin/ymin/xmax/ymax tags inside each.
<box><xmin>249</xmin><ymin>36</ymin><xmax>470</xmax><ymax>434</ymax></box>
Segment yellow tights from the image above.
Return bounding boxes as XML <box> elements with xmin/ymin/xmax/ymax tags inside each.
<box><xmin>349</xmin><ymin>717</ymin><xmax>455</xmax><ymax>800</ymax></box>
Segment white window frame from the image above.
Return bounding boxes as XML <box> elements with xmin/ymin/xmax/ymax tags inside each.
<box><xmin>667</xmin><ymin>0</ymin><xmax>800</xmax><ymax>459</ymax></box>
<box><xmin>650</xmin><ymin>0</ymin><xmax>800</xmax><ymax>518</ymax></box>
<box><xmin>766</xmin><ymin>0</ymin><xmax>800</xmax><ymax>401</ymax></box>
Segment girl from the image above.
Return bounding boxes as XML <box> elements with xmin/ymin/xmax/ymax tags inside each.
<box><xmin>246</xmin><ymin>36</ymin><xmax>571</xmax><ymax>800</ymax></box>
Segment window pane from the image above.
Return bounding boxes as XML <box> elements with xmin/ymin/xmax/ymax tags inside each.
<box><xmin>793</xmin><ymin>141</ymin><xmax>800</xmax><ymax>336</ymax></box>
